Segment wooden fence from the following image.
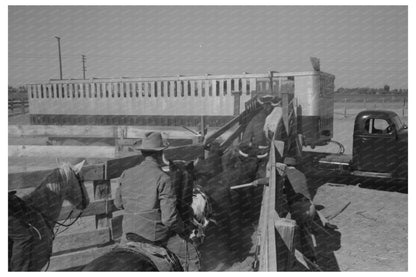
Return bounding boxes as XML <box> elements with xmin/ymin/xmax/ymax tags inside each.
<box><xmin>9</xmin><ymin>94</ymin><xmax>308</xmax><ymax>271</ymax></box>
<box><xmin>8</xmin><ymin>124</ymin><xmax>202</xmax><ymax>158</ymax></box>
<box><xmin>8</xmin><ymin>122</ymin><xmax>206</xmax><ymax>270</ymax></box>
<box><xmin>9</xmin><ymin>144</ymin><xmax>204</xmax><ymax>270</ymax></box>
<box><xmin>256</xmin><ymin>93</ymin><xmax>314</xmax><ymax>271</ymax></box>
<box><xmin>336</xmin><ymin>96</ymin><xmax>408</xmax><ymax>118</ymax></box>
<box><xmin>9</xmin><ymin>98</ymin><xmax>29</xmax><ymax>114</ymax></box>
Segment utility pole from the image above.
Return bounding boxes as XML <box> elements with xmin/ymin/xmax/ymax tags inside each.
<box><xmin>82</xmin><ymin>55</ymin><xmax>87</xmax><ymax>79</ymax></box>
<box><xmin>54</xmin><ymin>36</ymin><xmax>63</xmax><ymax>80</ymax></box>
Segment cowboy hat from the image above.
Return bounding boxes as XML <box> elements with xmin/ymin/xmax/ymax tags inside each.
<box><xmin>133</xmin><ymin>132</ymin><xmax>169</xmax><ymax>151</ymax></box>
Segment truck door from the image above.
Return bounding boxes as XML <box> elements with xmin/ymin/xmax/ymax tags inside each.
<box><xmin>353</xmin><ymin>117</ymin><xmax>398</xmax><ymax>173</ymax></box>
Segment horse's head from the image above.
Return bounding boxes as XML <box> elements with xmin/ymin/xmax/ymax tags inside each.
<box><xmin>162</xmin><ymin>159</ymin><xmax>215</xmax><ymax>245</ymax></box>
<box><xmin>189</xmin><ymin>186</ymin><xmax>215</xmax><ymax>246</ymax></box>
<box><xmin>59</xmin><ymin>160</ymin><xmax>90</xmax><ymax>210</ymax></box>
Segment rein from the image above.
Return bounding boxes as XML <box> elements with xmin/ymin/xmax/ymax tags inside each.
<box><xmin>31</xmin><ymin>169</ymin><xmax>87</xmax><ymax>238</ymax></box>
<box><xmin>52</xmin><ymin>169</ymin><xmax>86</xmax><ymax>235</ymax></box>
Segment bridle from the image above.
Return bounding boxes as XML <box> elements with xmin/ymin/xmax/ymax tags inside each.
<box><xmin>15</xmin><ymin>167</ymin><xmax>88</xmax><ymax>271</ymax></box>
<box><xmin>73</xmin><ymin>169</ymin><xmax>88</xmax><ymax>210</ymax></box>
<box><xmin>189</xmin><ymin>186</ymin><xmax>215</xmax><ymax>244</ymax></box>
<box><xmin>53</xmin><ymin>169</ymin><xmax>87</xmax><ymax>234</ymax></box>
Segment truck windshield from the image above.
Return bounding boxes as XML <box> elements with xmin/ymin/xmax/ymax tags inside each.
<box><xmin>392</xmin><ymin>116</ymin><xmax>404</xmax><ymax>130</ymax></box>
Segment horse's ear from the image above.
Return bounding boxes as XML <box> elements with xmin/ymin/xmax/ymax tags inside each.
<box><xmin>72</xmin><ymin>160</ymin><xmax>86</xmax><ymax>174</ymax></box>
<box><xmin>55</xmin><ymin>157</ymin><xmax>62</xmax><ymax>167</ymax></box>
<box><xmin>169</xmin><ymin>160</ymin><xmax>177</xmax><ymax>171</ymax></box>
<box><xmin>193</xmin><ymin>158</ymin><xmax>200</xmax><ymax>167</ymax></box>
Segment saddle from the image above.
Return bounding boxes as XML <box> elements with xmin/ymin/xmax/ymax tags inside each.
<box><xmin>9</xmin><ymin>191</ymin><xmax>30</xmax><ymax>221</ymax></box>
<box><xmin>118</xmin><ymin>233</ymin><xmax>183</xmax><ymax>271</ymax></box>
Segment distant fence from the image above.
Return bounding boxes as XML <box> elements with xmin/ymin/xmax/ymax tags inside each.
<box><xmin>8</xmin><ymin>98</ymin><xmax>29</xmax><ymax>115</ymax></box>
<box><xmin>335</xmin><ymin>96</ymin><xmax>408</xmax><ymax>118</ymax></box>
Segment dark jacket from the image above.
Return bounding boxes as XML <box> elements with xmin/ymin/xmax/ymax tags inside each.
<box><xmin>115</xmin><ymin>156</ymin><xmax>184</xmax><ymax>242</ymax></box>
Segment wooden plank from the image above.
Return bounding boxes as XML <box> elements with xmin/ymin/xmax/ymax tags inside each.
<box><xmin>204</xmin><ymin>115</ymin><xmax>240</xmax><ymax>145</ymax></box>
<box><xmin>93</xmin><ymin>180</ymin><xmax>112</xmax><ymax>229</ymax></box>
<box><xmin>8</xmin><ymin>163</ymin><xmax>105</xmax><ymax>191</ymax></box>
<box><xmin>219</xmin><ymin>123</ymin><xmax>245</xmax><ymax>151</ymax></box>
<box><xmin>9</xmin><ymin>125</ymin><xmax>116</xmax><ymax>138</ymax></box>
<box><xmin>267</xmin><ymin>138</ymin><xmax>278</xmax><ymax>271</ymax></box>
<box><xmin>9</xmin><ymin>124</ymin><xmax>199</xmax><ymax>141</ymax></box>
<box><xmin>48</xmin><ymin>244</ymin><xmax>113</xmax><ymax>271</ymax></box>
<box><xmin>203</xmin><ymin>96</ymin><xmax>262</xmax><ymax>146</ymax></box>
<box><xmin>105</xmin><ymin>154</ymin><xmax>143</xmax><ymax>180</ymax></box>
<box><xmin>125</xmin><ymin>127</ymin><xmax>196</xmax><ymax>140</ymax></box>
<box><xmin>105</xmin><ymin>144</ymin><xmax>203</xmax><ymax>180</ymax></box>
<box><xmin>274</xmin><ymin>217</ymin><xmax>296</xmax><ymax>270</ymax></box>
<box><xmin>9</xmin><ymin>145</ymin><xmax>116</xmax><ymax>158</ymax></box>
<box><xmin>82</xmin><ymin>164</ymin><xmax>106</xmax><ymax>182</ymax></box>
<box><xmin>258</xmin><ymin>181</ymin><xmax>270</xmax><ymax>271</ymax></box>
<box><xmin>232</xmin><ymin>91</ymin><xmax>242</xmax><ymax>115</ymax></box>
<box><xmin>164</xmin><ymin>144</ymin><xmax>204</xmax><ymax>161</ymax></box>
<box><xmin>58</xmin><ymin>199</ymin><xmax>118</xmax><ymax>221</ymax></box>
<box><xmin>273</xmin><ymin>140</ymin><xmax>285</xmax><ymax>162</ymax></box>
<box><xmin>52</xmin><ymin>227</ymin><xmax>111</xmax><ymax>254</ymax></box>
<box><xmin>282</xmin><ymin>93</ymin><xmax>289</xmax><ymax>134</ymax></box>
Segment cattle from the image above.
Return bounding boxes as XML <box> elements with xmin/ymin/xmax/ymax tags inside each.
<box><xmin>193</xmin><ymin>141</ymin><xmax>271</xmax><ymax>261</ymax></box>
<box><xmin>193</xmin><ymin>97</ymin><xmax>287</xmax><ymax>261</ymax></box>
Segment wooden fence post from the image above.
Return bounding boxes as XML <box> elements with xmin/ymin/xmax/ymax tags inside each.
<box><xmin>282</xmin><ymin>93</ymin><xmax>289</xmax><ymax>134</ymax></box>
<box><xmin>21</xmin><ymin>99</ymin><xmax>25</xmax><ymax>114</ymax></box>
<box><xmin>93</xmin><ymin>180</ymin><xmax>112</xmax><ymax>235</ymax></box>
<box><xmin>199</xmin><ymin>115</ymin><xmax>206</xmax><ymax>144</ymax></box>
<box><xmin>275</xmin><ymin>217</ymin><xmax>297</xmax><ymax>270</ymax></box>
<box><xmin>232</xmin><ymin>91</ymin><xmax>242</xmax><ymax>116</ymax></box>
<box><xmin>343</xmin><ymin>98</ymin><xmax>347</xmax><ymax>118</ymax></box>
<box><xmin>115</xmin><ymin>126</ymin><xmax>126</xmax><ymax>152</ymax></box>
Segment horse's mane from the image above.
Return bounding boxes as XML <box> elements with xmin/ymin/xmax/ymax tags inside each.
<box><xmin>43</xmin><ymin>162</ymin><xmax>72</xmax><ymax>194</ymax></box>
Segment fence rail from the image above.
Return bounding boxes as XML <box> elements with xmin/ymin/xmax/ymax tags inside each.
<box><xmin>9</xmin><ymin>93</ymin><xmax>299</xmax><ymax>270</ymax></box>
<box><xmin>8</xmin><ymin>98</ymin><xmax>29</xmax><ymax>114</ymax></box>
<box><xmin>8</xmin><ymin>141</ymin><xmax>204</xmax><ymax>270</ymax></box>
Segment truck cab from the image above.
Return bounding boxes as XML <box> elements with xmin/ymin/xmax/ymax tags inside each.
<box><xmin>351</xmin><ymin>110</ymin><xmax>407</xmax><ymax>179</ymax></box>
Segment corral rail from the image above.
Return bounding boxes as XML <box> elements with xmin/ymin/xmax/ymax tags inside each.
<box><xmin>9</xmin><ymin>93</ymin><xmax>306</xmax><ymax>271</ymax></box>
<box><xmin>8</xmin><ymin>143</ymin><xmax>204</xmax><ymax>270</ymax></box>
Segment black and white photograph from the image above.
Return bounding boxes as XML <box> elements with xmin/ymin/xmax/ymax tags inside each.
<box><xmin>6</xmin><ymin>3</ymin><xmax>410</xmax><ymax>272</ymax></box>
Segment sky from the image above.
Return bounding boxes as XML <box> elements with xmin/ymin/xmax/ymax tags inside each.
<box><xmin>8</xmin><ymin>5</ymin><xmax>408</xmax><ymax>89</ymax></box>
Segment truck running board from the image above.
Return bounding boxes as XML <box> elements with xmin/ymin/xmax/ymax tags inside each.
<box><xmin>351</xmin><ymin>171</ymin><xmax>392</xmax><ymax>179</ymax></box>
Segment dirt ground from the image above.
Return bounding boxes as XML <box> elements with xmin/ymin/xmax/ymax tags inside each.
<box><xmin>313</xmin><ymin>183</ymin><xmax>408</xmax><ymax>271</ymax></box>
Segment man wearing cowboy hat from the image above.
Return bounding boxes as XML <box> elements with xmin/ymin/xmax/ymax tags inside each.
<box><xmin>115</xmin><ymin>132</ymin><xmax>185</xmax><ymax>246</ymax></box>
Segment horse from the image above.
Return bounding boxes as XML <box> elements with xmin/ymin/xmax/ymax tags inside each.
<box><xmin>82</xmin><ymin>159</ymin><xmax>212</xmax><ymax>271</ymax></box>
<box><xmin>8</xmin><ymin>160</ymin><xmax>89</xmax><ymax>271</ymax></box>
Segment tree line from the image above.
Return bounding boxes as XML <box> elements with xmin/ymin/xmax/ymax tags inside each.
<box><xmin>335</xmin><ymin>85</ymin><xmax>408</xmax><ymax>95</ymax></box>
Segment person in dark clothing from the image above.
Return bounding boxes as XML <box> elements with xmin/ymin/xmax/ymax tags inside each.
<box><xmin>114</xmin><ymin>132</ymin><xmax>199</xmax><ymax>270</ymax></box>
<box><xmin>8</xmin><ymin>191</ymin><xmax>35</xmax><ymax>271</ymax></box>
<box><xmin>115</xmin><ymin>132</ymin><xmax>184</xmax><ymax>243</ymax></box>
